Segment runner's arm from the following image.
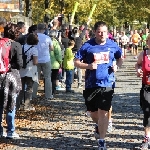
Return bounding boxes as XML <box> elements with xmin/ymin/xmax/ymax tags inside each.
<box><xmin>116</xmin><ymin>58</ymin><xmax>123</xmax><ymax>68</ymax></box>
<box><xmin>135</xmin><ymin>52</ymin><xmax>143</xmax><ymax>72</ymax></box>
<box><xmin>74</xmin><ymin>58</ymin><xmax>97</xmax><ymax>70</ymax></box>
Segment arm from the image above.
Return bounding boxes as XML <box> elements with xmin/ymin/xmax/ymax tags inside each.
<box><xmin>49</xmin><ymin>37</ymin><xmax>54</xmax><ymax>51</ymax></box>
<box><xmin>67</xmin><ymin>49</ymin><xmax>74</xmax><ymax>61</ymax></box>
<box><xmin>135</xmin><ymin>52</ymin><xmax>143</xmax><ymax>77</ymax></box>
<box><xmin>55</xmin><ymin>41</ymin><xmax>62</xmax><ymax>63</ymax></box>
<box><xmin>74</xmin><ymin>58</ymin><xmax>97</xmax><ymax>70</ymax></box>
<box><xmin>33</xmin><ymin>56</ymin><xmax>38</xmax><ymax>65</ymax></box>
<box><xmin>116</xmin><ymin>58</ymin><xmax>123</xmax><ymax>68</ymax></box>
<box><xmin>113</xmin><ymin>45</ymin><xmax>124</xmax><ymax>71</ymax></box>
<box><xmin>32</xmin><ymin>47</ymin><xmax>38</xmax><ymax>65</ymax></box>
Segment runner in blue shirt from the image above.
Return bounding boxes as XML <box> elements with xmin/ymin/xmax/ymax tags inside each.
<box><xmin>74</xmin><ymin>21</ymin><xmax>123</xmax><ymax>150</ymax></box>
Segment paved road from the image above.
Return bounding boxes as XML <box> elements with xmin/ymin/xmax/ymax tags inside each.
<box><xmin>0</xmin><ymin>53</ymin><xmax>144</xmax><ymax>150</ymax></box>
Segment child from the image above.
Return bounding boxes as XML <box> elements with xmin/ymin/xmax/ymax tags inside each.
<box><xmin>63</xmin><ymin>40</ymin><xmax>75</xmax><ymax>93</ymax></box>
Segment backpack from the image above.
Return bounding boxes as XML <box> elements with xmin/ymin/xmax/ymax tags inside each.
<box><xmin>22</xmin><ymin>45</ymin><xmax>34</xmax><ymax>69</ymax></box>
<box><xmin>0</xmin><ymin>38</ymin><xmax>11</xmax><ymax>73</ymax></box>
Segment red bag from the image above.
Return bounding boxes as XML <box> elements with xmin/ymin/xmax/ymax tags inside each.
<box><xmin>0</xmin><ymin>38</ymin><xmax>11</xmax><ymax>73</ymax></box>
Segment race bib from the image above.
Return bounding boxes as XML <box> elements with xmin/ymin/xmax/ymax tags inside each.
<box><xmin>93</xmin><ymin>52</ymin><xmax>109</xmax><ymax>64</ymax></box>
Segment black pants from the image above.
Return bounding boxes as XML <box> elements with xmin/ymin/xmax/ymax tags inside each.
<box><xmin>17</xmin><ymin>77</ymin><xmax>33</xmax><ymax>109</ymax></box>
<box><xmin>51</xmin><ymin>69</ymin><xmax>59</xmax><ymax>94</ymax></box>
<box><xmin>140</xmin><ymin>84</ymin><xmax>150</xmax><ymax>127</ymax></box>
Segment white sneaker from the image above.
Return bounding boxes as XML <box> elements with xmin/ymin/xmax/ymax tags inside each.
<box><xmin>6</xmin><ymin>132</ymin><xmax>19</xmax><ymax>139</ymax></box>
<box><xmin>56</xmin><ymin>86</ymin><xmax>65</xmax><ymax>91</ymax></box>
<box><xmin>107</xmin><ymin>121</ymin><xmax>113</xmax><ymax>133</ymax></box>
<box><xmin>0</xmin><ymin>131</ymin><xmax>6</xmax><ymax>138</ymax></box>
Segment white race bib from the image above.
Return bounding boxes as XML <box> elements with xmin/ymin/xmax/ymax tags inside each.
<box><xmin>93</xmin><ymin>52</ymin><xmax>109</xmax><ymax>64</ymax></box>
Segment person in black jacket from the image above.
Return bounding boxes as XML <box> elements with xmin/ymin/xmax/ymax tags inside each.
<box><xmin>0</xmin><ymin>19</ymin><xmax>23</xmax><ymax>139</ymax></box>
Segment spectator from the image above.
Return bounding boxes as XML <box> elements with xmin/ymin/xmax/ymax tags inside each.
<box><xmin>0</xmin><ymin>17</ymin><xmax>23</xmax><ymax>139</ymax></box>
<box><xmin>32</xmin><ymin>23</ymin><xmax>54</xmax><ymax>100</ymax></box>
<box><xmin>18</xmin><ymin>33</ymin><xmax>38</xmax><ymax>111</ymax></box>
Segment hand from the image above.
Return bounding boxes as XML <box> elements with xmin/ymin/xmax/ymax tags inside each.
<box><xmin>112</xmin><ymin>65</ymin><xmax>118</xmax><ymax>72</ymax></box>
<box><xmin>88</xmin><ymin>62</ymin><xmax>97</xmax><ymax>70</ymax></box>
<box><xmin>137</xmin><ymin>69</ymin><xmax>143</xmax><ymax>77</ymax></box>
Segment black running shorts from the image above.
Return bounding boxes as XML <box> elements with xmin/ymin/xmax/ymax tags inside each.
<box><xmin>83</xmin><ymin>87</ymin><xmax>114</xmax><ymax>112</ymax></box>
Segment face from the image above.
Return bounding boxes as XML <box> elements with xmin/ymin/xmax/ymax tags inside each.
<box><xmin>94</xmin><ymin>25</ymin><xmax>108</xmax><ymax>42</ymax></box>
<box><xmin>122</xmin><ymin>32</ymin><xmax>125</xmax><ymax>35</ymax></box>
<box><xmin>130</xmin><ymin>31</ymin><xmax>133</xmax><ymax>35</ymax></box>
<box><xmin>134</xmin><ymin>30</ymin><xmax>137</xmax><ymax>34</ymax></box>
<box><xmin>20</xmin><ymin>25</ymin><xmax>26</xmax><ymax>33</ymax></box>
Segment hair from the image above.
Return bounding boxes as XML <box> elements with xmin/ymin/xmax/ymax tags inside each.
<box><xmin>94</xmin><ymin>21</ymin><xmax>107</xmax><ymax>31</ymax></box>
<box><xmin>0</xmin><ymin>17</ymin><xmax>6</xmax><ymax>26</ymax></box>
<box><xmin>52</xmin><ymin>19</ymin><xmax>58</xmax><ymax>26</ymax></box>
<box><xmin>72</xmin><ymin>27</ymin><xmax>78</xmax><ymax>34</ymax></box>
<box><xmin>49</xmin><ymin>30</ymin><xmax>57</xmax><ymax>38</ymax></box>
<box><xmin>4</xmin><ymin>23</ymin><xmax>20</xmax><ymax>40</ymax></box>
<box><xmin>68</xmin><ymin>40</ymin><xmax>75</xmax><ymax>47</ymax></box>
<box><xmin>28</xmin><ymin>25</ymin><xmax>37</xmax><ymax>33</ymax></box>
<box><xmin>26</xmin><ymin>33</ymin><xmax>39</xmax><ymax>45</ymax></box>
<box><xmin>17</xmin><ymin>21</ymin><xmax>25</xmax><ymax>30</ymax></box>
<box><xmin>37</xmin><ymin>23</ymin><xmax>46</xmax><ymax>30</ymax></box>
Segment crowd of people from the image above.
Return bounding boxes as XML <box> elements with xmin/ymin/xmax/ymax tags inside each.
<box><xmin>0</xmin><ymin>15</ymin><xmax>150</xmax><ymax>150</ymax></box>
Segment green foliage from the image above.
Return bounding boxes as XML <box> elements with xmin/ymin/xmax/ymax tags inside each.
<box><xmin>30</xmin><ymin>0</ymin><xmax>150</xmax><ymax>27</ymax></box>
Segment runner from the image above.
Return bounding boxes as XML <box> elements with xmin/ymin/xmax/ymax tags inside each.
<box><xmin>128</xmin><ymin>30</ymin><xmax>133</xmax><ymax>53</ymax></box>
<box><xmin>120</xmin><ymin>31</ymin><xmax>129</xmax><ymax>58</ymax></box>
<box><xmin>74</xmin><ymin>21</ymin><xmax>123</xmax><ymax>150</ymax></box>
<box><xmin>131</xmin><ymin>29</ymin><xmax>141</xmax><ymax>59</ymax></box>
<box><xmin>135</xmin><ymin>33</ymin><xmax>150</xmax><ymax>149</ymax></box>
<box><xmin>142</xmin><ymin>28</ymin><xmax>149</xmax><ymax>50</ymax></box>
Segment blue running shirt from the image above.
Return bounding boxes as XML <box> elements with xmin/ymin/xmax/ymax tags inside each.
<box><xmin>75</xmin><ymin>38</ymin><xmax>122</xmax><ymax>88</ymax></box>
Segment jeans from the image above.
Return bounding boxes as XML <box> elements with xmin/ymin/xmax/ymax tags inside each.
<box><xmin>17</xmin><ymin>77</ymin><xmax>34</xmax><ymax>109</ymax></box>
<box><xmin>0</xmin><ymin>95</ymin><xmax>17</xmax><ymax>133</ymax></box>
<box><xmin>65</xmin><ymin>70</ymin><xmax>73</xmax><ymax>90</ymax></box>
<box><xmin>33</xmin><ymin>61</ymin><xmax>52</xmax><ymax>98</ymax></box>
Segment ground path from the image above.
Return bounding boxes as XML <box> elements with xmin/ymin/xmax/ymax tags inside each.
<box><xmin>0</xmin><ymin>52</ymin><xmax>144</xmax><ymax>150</ymax></box>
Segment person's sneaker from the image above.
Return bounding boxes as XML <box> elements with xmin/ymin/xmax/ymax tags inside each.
<box><xmin>0</xmin><ymin>131</ymin><xmax>6</xmax><ymax>138</ymax></box>
<box><xmin>94</xmin><ymin>124</ymin><xmax>100</xmax><ymax>139</ymax></box>
<box><xmin>56</xmin><ymin>86</ymin><xmax>65</xmax><ymax>91</ymax></box>
<box><xmin>98</xmin><ymin>139</ymin><xmax>107</xmax><ymax>150</ymax></box>
<box><xmin>134</xmin><ymin>56</ymin><xmax>138</xmax><ymax>59</ymax></box>
<box><xmin>6</xmin><ymin>132</ymin><xmax>19</xmax><ymax>139</ymax></box>
<box><xmin>107</xmin><ymin>121</ymin><xmax>113</xmax><ymax>133</ymax></box>
<box><xmin>140</xmin><ymin>136</ymin><xmax>150</xmax><ymax>149</ymax></box>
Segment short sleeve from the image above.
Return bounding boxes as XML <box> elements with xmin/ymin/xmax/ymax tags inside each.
<box><xmin>32</xmin><ymin>47</ymin><xmax>38</xmax><ymax>56</ymax></box>
<box><xmin>48</xmin><ymin>37</ymin><xmax>53</xmax><ymax>46</ymax></box>
<box><xmin>75</xmin><ymin>43</ymin><xmax>88</xmax><ymax>61</ymax></box>
<box><xmin>114</xmin><ymin>45</ymin><xmax>122</xmax><ymax>59</ymax></box>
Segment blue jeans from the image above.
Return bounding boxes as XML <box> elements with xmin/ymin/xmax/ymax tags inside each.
<box><xmin>65</xmin><ymin>70</ymin><xmax>73</xmax><ymax>90</ymax></box>
<box><xmin>0</xmin><ymin>95</ymin><xmax>17</xmax><ymax>133</ymax></box>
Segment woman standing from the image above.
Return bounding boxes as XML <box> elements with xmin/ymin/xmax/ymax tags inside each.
<box><xmin>19</xmin><ymin>33</ymin><xmax>38</xmax><ymax>110</ymax></box>
<box><xmin>49</xmin><ymin>30</ymin><xmax>62</xmax><ymax>97</ymax></box>
<box><xmin>0</xmin><ymin>18</ymin><xmax>23</xmax><ymax>139</ymax></box>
